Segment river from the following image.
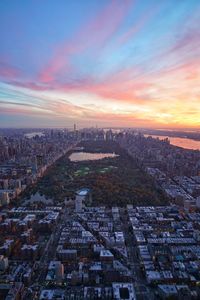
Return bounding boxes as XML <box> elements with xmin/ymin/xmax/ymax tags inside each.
<box><xmin>145</xmin><ymin>134</ymin><xmax>200</xmax><ymax>150</ymax></box>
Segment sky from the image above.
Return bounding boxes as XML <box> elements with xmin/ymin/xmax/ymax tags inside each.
<box><xmin>0</xmin><ymin>0</ymin><xmax>200</xmax><ymax>129</ymax></box>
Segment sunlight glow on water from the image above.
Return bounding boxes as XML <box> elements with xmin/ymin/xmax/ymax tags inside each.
<box><xmin>145</xmin><ymin>135</ymin><xmax>200</xmax><ymax>150</ymax></box>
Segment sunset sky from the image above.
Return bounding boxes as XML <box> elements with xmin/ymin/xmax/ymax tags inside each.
<box><xmin>0</xmin><ymin>0</ymin><xmax>200</xmax><ymax>129</ymax></box>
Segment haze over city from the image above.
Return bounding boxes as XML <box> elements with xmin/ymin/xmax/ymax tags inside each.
<box><xmin>0</xmin><ymin>0</ymin><xmax>200</xmax><ymax>129</ymax></box>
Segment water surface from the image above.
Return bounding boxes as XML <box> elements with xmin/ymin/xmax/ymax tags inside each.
<box><xmin>145</xmin><ymin>134</ymin><xmax>200</xmax><ymax>150</ymax></box>
<box><xmin>25</xmin><ymin>132</ymin><xmax>44</xmax><ymax>138</ymax></box>
<box><xmin>69</xmin><ymin>152</ymin><xmax>118</xmax><ymax>162</ymax></box>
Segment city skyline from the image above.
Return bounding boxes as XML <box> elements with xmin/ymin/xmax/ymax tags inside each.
<box><xmin>0</xmin><ymin>0</ymin><xmax>200</xmax><ymax>129</ymax></box>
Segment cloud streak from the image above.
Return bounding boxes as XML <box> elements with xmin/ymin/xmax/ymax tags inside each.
<box><xmin>0</xmin><ymin>62</ymin><xmax>21</xmax><ymax>80</ymax></box>
<box><xmin>0</xmin><ymin>0</ymin><xmax>200</xmax><ymax>128</ymax></box>
<box><xmin>39</xmin><ymin>0</ymin><xmax>132</xmax><ymax>83</ymax></box>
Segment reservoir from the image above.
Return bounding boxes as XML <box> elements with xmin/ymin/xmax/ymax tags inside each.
<box><xmin>25</xmin><ymin>132</ymin><xmax>44</xmax><ymax>138</ymax></box>
<box><xmin>69</xmin><ymin>152</ymin><xmax>118</xmax><ymax>162</ymax></box>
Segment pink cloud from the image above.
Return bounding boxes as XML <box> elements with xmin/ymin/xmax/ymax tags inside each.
<box><xmin>156</xmin><ymin>10</ymin><xmax>200</xmax><ymax>62</ymax></box>
<box><xmin>10</xmin><ymin>80</ymin><xmax>51</xmax><ymax>91</ymax></box>
<box><xmin>157</xmin><ymin>59</ymin><xmax>200</xmax><ymax>78</ymax></box>
<box><xmin>0</xmin><ymin>62</ymin><xmax>21</xmax><ymax>79</ymax></box>
<box><xmin>9</xmin><ymin>63</ymin><xmax>153</xmax><ymax>106</ymax></box>
<box><xmin>116</xmin><ymin>4</ymin><xmax>161</xmax><ymax>46</ymax></box>
<box><xmin>38</xmin><ymin>0</ymin><xmax>132</xmax><ymax>83</ymax></box>
<box><xmin>169</xmin><ymin>30</ymin><xmax>200</xmax><ymax>57</ymax></box>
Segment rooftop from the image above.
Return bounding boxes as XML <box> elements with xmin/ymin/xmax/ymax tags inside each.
<box><xmin>76</xmin><ymin>188</ymin><xmax>90</xmax><ymax>196</ymax></box>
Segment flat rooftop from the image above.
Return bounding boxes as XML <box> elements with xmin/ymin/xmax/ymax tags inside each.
<box><xmin>76</xmin><ymin>188</ymin><xmax>90</xmax><ymax>196</ymax></box>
